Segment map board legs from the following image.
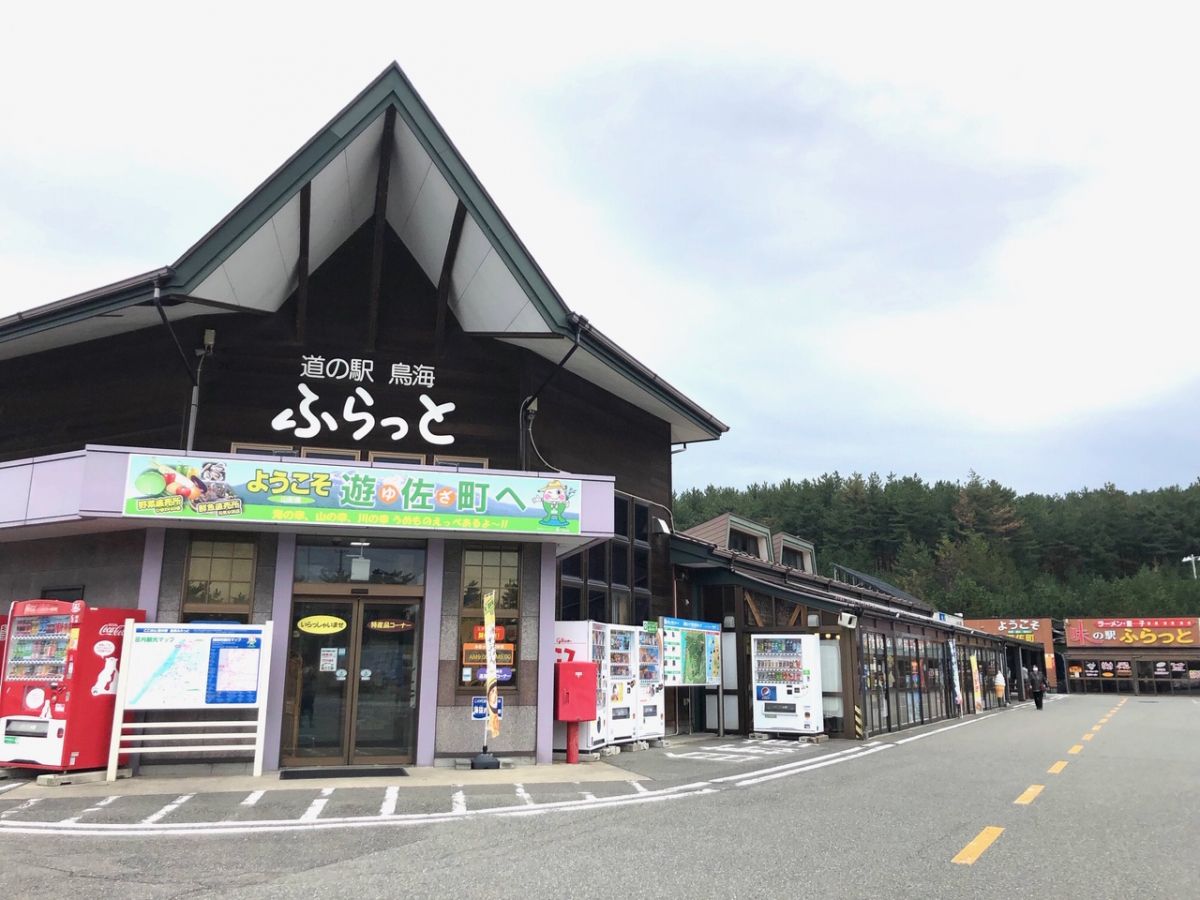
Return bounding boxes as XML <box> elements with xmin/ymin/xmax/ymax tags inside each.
<box><xmin>106</xmin><ymin>619</ymin><xmax>137</xmax><ymax>782</ymax></box>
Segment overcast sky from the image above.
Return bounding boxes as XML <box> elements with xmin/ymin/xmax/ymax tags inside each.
<box><xmin>2</xmin><ymin>4</ymin><xmax>1197</xmax><ymax>496</ymax></box>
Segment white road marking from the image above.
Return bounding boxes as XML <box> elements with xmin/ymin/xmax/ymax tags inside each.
<box><xmin>141</xmin><ymin>794</ymin><xmax>193</xmax><ymax>825</ymax></box>
<box><xmin>380</xmin><ymin>786</ymin><xmax>399</xmax><ymax>817</ymax></box>
<box><xmin>514</xmin><ymin>783</ymin><xmax>535</xmax><ymax>806</ymax></box>
<box><xmin>736</xmin><ymin>744</ymin><xmax>894</xmax><ymax>787</ymax></box>
<box><xmin>579</xmin><ymin>791</ymin><xmax>597</xmax><ymax>801</ymax></box>
<box><xmin>300</xmin><ymin>788</ymin><xmax>334</xmax><ymax>822</ymax></box>
<box><xmin>0</xmin><ymin>693</ymin><xmax>1046</xmax><ymax>837</ymax></box>
<box><xmin>60</xmin><ymin>795</ymin><xmax>120</xmax><ymax>824</ymax></box>
<box><xmin>0</xmin><ymin>781</ymin><xmax>29</xmax><ymax>796</ymax></box>
<box><xmin>711</xmin><ymin>744</ymin><xmax>875</xmax><ymax>783</ymax></box>
<box><xmin>894</xmin><ymin>716</ymin><xmax>990</xmax><ymax>745</ymax></box>
<box><xmin>1</xmin><ymin>797</ymin><xmax>42</xmax><ymax>818</ymax></box>
<box><xmin>241</xmin><ymin>791</ymin><xmax>266</xmax><ymax>807</ymax></box>
<box><xmin>0</xmin><ymin>784</ymin><xmax>723</xmax><ymax>836</ymax></box>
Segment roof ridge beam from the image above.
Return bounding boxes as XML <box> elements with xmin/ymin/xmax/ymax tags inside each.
<box><xmin>295</xmin><ymin>182</ymin><xmax>311</xmax><ymax>343</ymax></box>
<box><xmin>366</xmin><ymin>105</ymin><xmax>397</xmax><ymax>350</ymax></box>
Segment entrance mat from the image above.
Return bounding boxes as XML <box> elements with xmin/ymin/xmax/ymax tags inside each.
<box><xmin>280</xmin><ymin>765</ymin><xmax>409</xmax><ymax>780</ymax></box>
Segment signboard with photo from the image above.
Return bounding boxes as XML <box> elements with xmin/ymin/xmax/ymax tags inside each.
<box><xmin>123</xmin><ymin>454</ymin><xmax>583</xmax><ymax>536</ymax></box>
<box><xmin>660</xmin><ymin>617</ymin><xmax>721</xmax><ymax>686</ymax></box>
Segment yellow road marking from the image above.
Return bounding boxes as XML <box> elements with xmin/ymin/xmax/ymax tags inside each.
<box><xmin>1014</xmin><ymin>785</ymin><xmax>1044</xmax><ymax>805</ymax></box>
<box><xmin>1082</xmin><ymin>734</ymin><xmax>1094</xmax><ymax>741</ymax></box>
<box><xmin>1068</xmin><ymin>744</ymin><xmax>1084</xmax><ymax>754</ymax></box>
<box><xmin>1048</xmin><ymin>760</ymin><xmax>1068</xmax><ymax>774</ymax></box>
<box><xmin>953</xmin><ymin>826</ymin><xmax>1005</xmax><ymax>865</ymax></box>
<box><xmin>1091</xmin><ymin>725</ymin><xmax>1102</xmax><ymax>731</ymax></box>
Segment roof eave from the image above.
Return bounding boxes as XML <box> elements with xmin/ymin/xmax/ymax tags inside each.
<box><xmin>0</xmin><ymin>267</ymin><xmax>171</xmax><ymax>345</ymax></box>
<box><xmin>576</xmin><ymin>326</ymin><xmax>728</xmax><ymax>441</ymax></box>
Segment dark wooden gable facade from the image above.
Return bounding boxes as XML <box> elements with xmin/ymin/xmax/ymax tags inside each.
<box><xmin>0</xmin><ymin>221</ymin><xmax>672</xmax><ymax>508</ymax></box>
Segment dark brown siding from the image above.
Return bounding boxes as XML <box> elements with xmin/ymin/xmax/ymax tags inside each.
<box><xmin>0</xmin><ymin>224</ymin><xmax>672</xmax><ymax>506</ymax></box>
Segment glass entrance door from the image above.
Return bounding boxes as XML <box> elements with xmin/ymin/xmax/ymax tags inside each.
<box><xmin>281</xmin><ymin>599</ymin><xmax>420</xmax><ymax>766</ymax></box>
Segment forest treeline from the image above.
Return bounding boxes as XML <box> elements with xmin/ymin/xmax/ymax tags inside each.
<box><xmin>673</xmin><ymin>473</ymin><xmax>1200</xmax><ymax>619</ymax></box>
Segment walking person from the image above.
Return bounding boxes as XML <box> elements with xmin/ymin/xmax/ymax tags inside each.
<box><xmin>1030</xmin><ymin>665</ymin><xmax>1046</xmax><ymax>710</ymax></box>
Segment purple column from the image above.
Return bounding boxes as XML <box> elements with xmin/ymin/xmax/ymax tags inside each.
<box><xmin>416</xmin><ymin>539</ymin><xmax>444</xmax><ymax>766</ymax></box>
<box><xmin>137</xmin><ymin>528</ymin><xmax>165</xmax><ymax>620</ymax></box>
<box><xmin>262</xmin><ymin>532</ymin><xmax>296</xmax><ymax>772</ymax></box>
<box><xmin>536</xmin><ymin>542</ymin><xmax>556</xmax><ymax>764</ymax></box>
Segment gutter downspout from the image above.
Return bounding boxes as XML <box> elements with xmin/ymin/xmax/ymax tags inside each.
<box><xmin>518</xmin><ymin>314</ymin><xmax>587</xmax><ymax>470</ymax></box>
<box><xmin>150</xmin><ymin>276</ymin><xmax>206</xmax><ymax>451</ymax></box>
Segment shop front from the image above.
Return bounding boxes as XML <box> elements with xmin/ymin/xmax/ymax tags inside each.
<box><xmin>964</xmin><ymin>617</ymin><xmax>1059</xmax><ymax>693</ymax></box>
<box><xmin>668</xmin><ymin>523</ymin><xmax>1020</xmax><ymax>741</ymax></box>
<box><xmin>1064</xmin><ymin>617</ymin><xmax>1200</xmax><ymax>696</ymax></box>
<box><xmin>0</xmin><ymin>65</ymin><xmax>726</xmax><ymax>771</ymax></box>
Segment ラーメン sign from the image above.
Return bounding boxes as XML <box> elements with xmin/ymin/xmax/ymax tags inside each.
<box><xmin>122</xmin><ymin>454</ymin><xmax>584</xmax><ymax>536</ymax></box>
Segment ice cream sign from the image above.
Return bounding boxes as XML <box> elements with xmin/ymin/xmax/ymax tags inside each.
<box><xmin>122</xmin><ymin>453</ymin><xmax>585</xmax><ymax>536</ymax></box>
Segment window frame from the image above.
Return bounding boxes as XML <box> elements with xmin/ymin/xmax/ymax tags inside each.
<box><xmin>230</xmin><ymin>442</ymin><xmax>298</xmax><ymax>457</ymax></box>
<box><xmin>433</xmin><ymin>455</ymin><xmax>489</xmax><ymax>469</ymax></box>
<box><xmin>181</xmin><ymin>537</ymin><xmax>257</xmax><ymax>622</ymax></box>
<box><xmin>555</xmin><ymin>493</ymin><xmax>653</xmax><ymax>625</ymax></box>
<box><xmin>300</xmin><ymin>446</ymin><xmax>361</xmax><ymax>461</ymax></box>
<box><xmin>369</xmin><ymin>451</ymin><xmax>426</xmax><ymax>466</ymax></box>
<box><xmin>458</xmin><ymin>545</ymin><xmax>521</xmax><ymax>692</ymax></box>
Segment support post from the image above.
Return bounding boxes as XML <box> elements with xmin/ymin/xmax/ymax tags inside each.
<box><xmin>566</xmin><ymin>722</ymin><xmax>579</xmax><ymax>765</ymax></box>
<box><xmin>434</xmin><ymin>201</ymin><xmax>467</xmax><ymax>358</ymax></box>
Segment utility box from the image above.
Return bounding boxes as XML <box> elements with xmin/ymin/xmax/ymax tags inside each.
<box><xmin>555</xmin><ymin>661</ymin><xmax>598</xmax><ymax>722</ymax></box>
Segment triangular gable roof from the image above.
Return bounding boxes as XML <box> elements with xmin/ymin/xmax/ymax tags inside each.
<box><xmin>0</xmin><ymin>64</ymin><xmax>727</xmax><ymax>444</ymax></box>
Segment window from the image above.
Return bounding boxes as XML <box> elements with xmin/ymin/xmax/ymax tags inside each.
<box><xmin>556</xmin><ymin>493</ymin><xmax>655</xmax><ymax>625</ymax></box>
<box><xmin>231</xmin><ymin>443</ymin><xmax>298</xmax><ymax>457</ymax></box>
<box><xmin>370</xmin><ymin>451</ymin><xmax>426</xmax><ymax>466</ymax></box>
<box><xmin>301</xmin><ymin>447</ymin><xmax>360</xmax><ymax>461</ymax></box>
<box><xmin>728</xmin><ymin>529</ymin><xmax>761</xmax><ymax>557</ymax></box>
<box><xmin>184</xmin><ymin>539</ymin><xmax>255</xmax><ymax>622</ymax></box>
<box><xmin>781</xmin><ymin>547</ymin><xmax>807</xmax><ymax>571</ymax></box>
<box><xmin>294</xmin><ymin>537</ymin><xmax>425</xmax><ymax>585</ymax></box>
<box><xmin>434</xmin><ymin>455</ymin><xmax>488</xmax><ymax>469</ymax></box>
<box><xmin>459</xmin><ymin>548</ymin><xmax>520</xmax><ymax>690</ymax></box>
<box><xmin>40</xmin><ymin>586</ymin><xmax>84</xmax><ymax>601</ymax></box>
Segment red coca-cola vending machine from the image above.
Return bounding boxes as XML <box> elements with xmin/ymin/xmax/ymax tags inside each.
<box><xmin>0</xmin><ymin>600</ymin><xmax>145</xmax><ymax>771</ymax></box>
<box><xmin>0</xmin><ymin>608</ymin><xmax>9</xmax><ymax>692</ymax></box>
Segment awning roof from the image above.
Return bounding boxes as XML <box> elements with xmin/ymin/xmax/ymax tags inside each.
<box><xmin>0</xmin><ymin>64</ymin><xmax>727</xmax><ymax>445</ymax></box>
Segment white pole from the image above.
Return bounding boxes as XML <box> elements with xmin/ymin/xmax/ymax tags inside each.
<box><xmin>106</xmin><ymin>619</ymin><xmax>136</xmax><ymax>782</ymax></box>
<box><xmin>252</xmin><ymin>622</ymin><xmax>273</xmax><ymax>778</ymax></box>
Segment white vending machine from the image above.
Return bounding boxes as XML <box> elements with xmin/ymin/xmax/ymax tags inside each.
<box><xmin>553</xmin><ymin>620</ymin><xmax>610</xmax><ymax>751</ymax></box>
<box><xmin>635</xmin><ymin>627</ymin><xmax>665</xmax><ymax>740</ymax></box>
<box><xmin>750</xmin><ymin>634</ymin><xmax>823</xmax><ymax>735</ymax></box>
<box><xmin>607</xmin><ymin>625</ymin><xmax>638</xmax><ymax>742</ymax></box>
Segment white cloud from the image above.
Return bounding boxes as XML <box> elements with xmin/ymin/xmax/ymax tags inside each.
<box><xmin>1</xmin><ymin>2</ymin><xmax>1198</xmax><ymax>489</ymax></box>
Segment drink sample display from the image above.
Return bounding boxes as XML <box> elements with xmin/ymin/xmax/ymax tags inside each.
<box><xmin>750</xmin><ymin>633</ymin><xmax>823</xmax><ymax>734</ymax></box>
<box><xmin>636</xmin><ymin>628</ymin><xmax>665</xmax><ymax>739</ymax></box>
<box><xmin>4</xmin><ymin>615</ymin><xmax>70</xmax><ymax>684</ymax></box>
<box><xmin>607</xmin><ymin>626</ymin><xmax>637</xmax><ymax>740</ymax></box>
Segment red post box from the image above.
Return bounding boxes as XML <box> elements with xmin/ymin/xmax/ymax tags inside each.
<box><xmin>555</xmin><ymin>661</ymin><xmax>598</xmax><ymax>764</ymax></box>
